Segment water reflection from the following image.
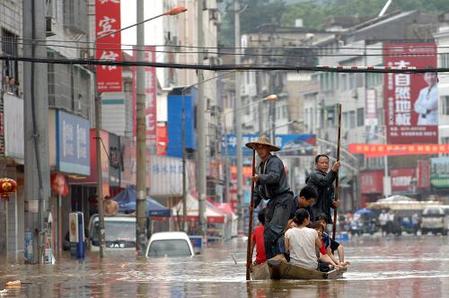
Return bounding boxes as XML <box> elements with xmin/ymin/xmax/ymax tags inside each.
<box><xmin>1</xmin><ymin>236</ymin><xmax>449</xmax><ymax>297</ymax></box>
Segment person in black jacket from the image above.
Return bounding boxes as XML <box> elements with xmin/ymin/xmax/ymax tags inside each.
<box><xmin>246</xmin><ymin>135</ymin><xmax>294</xmax><ymax>259</ymax></box>
<box><xmin>306</xmin><ymin>154</ymin><xmax>341</xmax><ymax>224</ymax></box>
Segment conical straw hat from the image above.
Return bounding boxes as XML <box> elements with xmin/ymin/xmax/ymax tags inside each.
<box><xmin>245</xmin><ymin>135</ymin><xmax>280</xmax><ymax>151</ymax></box>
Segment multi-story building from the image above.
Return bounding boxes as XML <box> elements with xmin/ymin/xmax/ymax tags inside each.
<box><xmin>0</xmin><ymin>0</ymin><xmax>95</xmax><ymax>258</ymax></box>
<box><xmin>307</xmin><ymin>11</ymin><xmax>439</xmax><ymax>208</ymax></box>
<box><xmin>0</xmin><ymin>0</ymin><xmax>24</xmax><ymax>258</ymax></box>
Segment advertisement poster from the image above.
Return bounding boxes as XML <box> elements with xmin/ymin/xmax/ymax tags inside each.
<box><xmin>56</xmin><ymin>111</ymin><xmax>90</xmax><ymax>176</ymax></box>
<box><xmin>383</xmin><ymin>42</ymin><xmax>438</xmax><ymax>144</ymax></box>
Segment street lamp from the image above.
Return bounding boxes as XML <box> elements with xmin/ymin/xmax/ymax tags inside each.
<box><xmin>93</xmin><ymin>5</ymin><xmax>187</xmax><ymax>257</ymax></box>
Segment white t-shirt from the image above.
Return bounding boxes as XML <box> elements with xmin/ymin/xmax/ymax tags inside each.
<box><xmin>285</xmin><ymin>226</ymin><xmax>318</xmax><ymax>270</ymax></box>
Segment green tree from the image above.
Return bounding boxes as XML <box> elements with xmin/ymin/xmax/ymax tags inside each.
<box><xmin>219</xmin><ymin>0</ymin><xmax>286</xmax><ymax>47</ymax></box>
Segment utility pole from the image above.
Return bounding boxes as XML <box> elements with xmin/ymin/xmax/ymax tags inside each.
<box><xmin>197</xmin><ymin>0</ymin><xmax>207</xmax><ymax>236</ymax></box>
<box><xmin>136</xmin><ymin>0</ymin><xmax>147</xmax><ymax>255</ymax></box>
<box><xmin>23</xmin><ymin>0</ymin><xmax>51</xmax><ymax>264</ymax></box>
<box><xmin>94</xmin><ymin>91</ymin><xmax>105</xmax><ymax>257</ymax></box>
<box><xmin>234</xmin><ymin>0</ymin><xmax>244</xmax><ymax>234</ymax></box>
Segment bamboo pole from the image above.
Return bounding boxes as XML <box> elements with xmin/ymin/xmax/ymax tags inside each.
<box><xmin>332</xmin><ymin>103</ymin><xmax>342</xmax><ymax>240</ymax></box>
<box><xmin>245</xmin><ymin>149</ymin><xmax>256</xmax><ymax>280</ymax></box>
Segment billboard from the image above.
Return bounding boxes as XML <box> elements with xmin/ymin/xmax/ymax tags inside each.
<box><xmin>430</xmin><ymin>157</ymin><xmax>449</xmax><ymax>189</ymax></box>
<box><xmin>383</xmin><ymin>42</ymin><xmax>438</xmax><ymax>144</ymax></box>
<box><xmin>4</xmin><ymin>94</ymin><xmax>24</xmax><ymax>159</ymax></box>
<box><xmin>95</xmin><ymin>0</ymin><xmax>122</xmax><ymax>92</ymax></box>
<box><xmin>167</xmin><ymin>89</ymin><xmax>197</xmax><ymax>158</ymax></box>
<box><xmin>349</xmin><ymin>143</ymin><xmax>449</xmax><ymax>157</ymax></box>
<box><xmin>225</xmin><ymin>134</ymin><xmax>316</xmax><ymax>157</ymax></box>
<box><xmin>56</xmin><ymin>111</ymin><xmax>90</xmax><ymax>175</ymax></box>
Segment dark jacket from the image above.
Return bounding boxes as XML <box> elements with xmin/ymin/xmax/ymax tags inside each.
<box><xmin>254</xmin><ymin>154</ymin><xmax>290</xmax><ymax>208</ymax></box>
<box><xmin>289</xmin><ymin>197</ymin><xmax>314</xmax><ymax>221</ymax></box>
<box><xmin>306</xmin><ymin>169</ymin><xmax>337</xmax><ymax>223</ymax></box>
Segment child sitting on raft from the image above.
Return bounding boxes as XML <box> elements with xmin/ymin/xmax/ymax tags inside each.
<box><xmin>317</xmin><ymin>215</ymin><xmax>350</xmax><ymax>267</ymax></box>
<box><xmin>284</xmin><ymin>208</ymin><xmax>323</xmax><ymax>271</ymax></box>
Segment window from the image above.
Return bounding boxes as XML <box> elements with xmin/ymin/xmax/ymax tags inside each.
<box><xmin>1</xmin><ymin>29</ymin><xmax>19</xmax><ymax>95</ymax></box>
<box><xmin>282</xmin><ymin>105</ymin><xmax>288</xmax><ymax>119</ymax></box>
<box><xmin>326</xmin><ymin>107</ymin><xmax>335</xmax><ymax>127</ymax></box>
<box><xmin>367</xmin><ymin>73</ymin><xmax>383</xmax><ymax>88</ymax></box>
<box><xmin>349</xmin><ymin>111</ymin><xmax>356</xmax><ymax>128</ymax></box>
<box><xmin>343</xmin><ymin>112</ymin><xmax>349</xmax><ymax>129</ymax></box>
<box><xmin>63</xmin><ymin>0</ymin><xmax>87</xmax><ymax>34</ymax></box>
<box><xmin>441</xmin><ymin>53</ymin><xmax>449</xmax><ymax>68</ymax></box>
<box><xmin>357</xmin><ymin>108</ymin><xmax>364</xmax><ymax>127</ymax></box>
<box><xmin>444</xmin><ymin>96</ymin><xmax>449</xmax><ymax>115</ymax></box>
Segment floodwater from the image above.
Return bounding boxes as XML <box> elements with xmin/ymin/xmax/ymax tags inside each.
<box><xmin>1</xmin><ymin>235</ymin><xmax>449</xmax><ymax>297</ymax></box>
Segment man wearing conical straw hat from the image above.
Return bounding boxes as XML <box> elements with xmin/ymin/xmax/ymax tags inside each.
<box><xmin>246</xmin><ymin>135</ymin><xmax>294</xmax><ymax>259</ymax></box>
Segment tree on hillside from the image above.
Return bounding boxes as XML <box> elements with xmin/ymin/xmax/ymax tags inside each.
<box><xmin>219</xmin><ymin>0</ymin><xmax>286</xmax><ymax>47</ymax></box>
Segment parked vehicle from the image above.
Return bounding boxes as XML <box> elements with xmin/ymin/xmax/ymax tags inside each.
<box><xmin>439</xmin><ymin>205</ymin><xmax>449</xmax><ymax>235</ymax></box>
<box><xmin>145</xmin><ymin>232</ymin><xmax>195</xmax><ymax>258</ymax></box>
<box><xmin>88</xmin><ymin>214</ymin><xmax>137</xmax><ymax>251</ymax></box>
<box><xmin>421</xmin><ymin>207</ymin><xmax>446</xmax><ymax>235</ymax></box>
<box><xmin>281</xmin><ymin>139</ymin><xmax>315</xmax><ymax>156</ymax></box>
<box><xmin>400</xmin><ymin>216</ymin><xmax>419</xmax><ymax>235</ymax></box>
<box><xmin>350</xmin><ymin>209</ymin><xmax>378</xmax><ymax>235</ymax></box>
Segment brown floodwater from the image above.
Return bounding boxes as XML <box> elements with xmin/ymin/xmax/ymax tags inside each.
<box><xmin>1</xmin><ymin>235</ymin><xmax>449</xmax><ymax>297</ymax></box>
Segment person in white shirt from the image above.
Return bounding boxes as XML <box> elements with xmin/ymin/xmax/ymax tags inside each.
<box><xmin>378</xmin><ymin>210</ymin><xmax>388</xmax><ymax>236</ymax></box>
<box><xmin>414</xmin><ymin>72</ymin><xmax>439</xmax><ymax>126</ymax></box>
<box><xmin>284</xmin><ymin>208</ymin><xmax>322</xmax><ymax>270</ymax></box>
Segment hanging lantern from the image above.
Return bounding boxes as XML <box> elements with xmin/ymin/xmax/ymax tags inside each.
<box><xmin>0</xmin><ymin>178</ymin><xmax>17</xmax><ymax>200</ymax></box>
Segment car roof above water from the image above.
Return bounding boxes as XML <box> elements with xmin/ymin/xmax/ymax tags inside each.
<box><xmin>149</xmin><ymin>231</ymin><xmax>190</xmax><ymax>242</ymax></box>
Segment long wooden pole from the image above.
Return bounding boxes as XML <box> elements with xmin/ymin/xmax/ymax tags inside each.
<box><xmin>245</xmin><ymin>149</ymin><xmax>257</xmax><ymax>280</ymax></box>
<box><xmin>332</xmin><ymin>103</ymin><xmax>342</xmax><ymax>240</ymax></box>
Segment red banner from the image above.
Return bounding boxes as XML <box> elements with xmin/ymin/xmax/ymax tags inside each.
<box><xmin>132</xmin><ymin>46</ymin><xmax>157</xmax><ymax>143</ymax></box>
<box><xmin>145</xmin><ymin>46</ymin><xmax>157</xmax><ymax>145</ymax></box>
<box><xmin>391</xmin><ymin>168</ymin><xmax>416</xmax><ymax>192</ymax></box>
<box><xmin>383</xmin><ymin>43</ymin><xmax>438</xmax><ymax>144</ymax></box>
<box><xmin>349</xmin><ymin>143</ymin><xmax>449</xmax><ymax>157</ymax></box>
<box><xmin>95</xmin><ymin>0</ymin><xmax>122</xmax><ymax>92</ymax></box>
<box><xmin>416</xmin><ymin>160</ymin><xmax>431</xmax><ymax>189</ymax></box>
<box><xmin>156</xmin><ymin>123</ymin><xmax>167</xmax><ymax>156</ymax></box>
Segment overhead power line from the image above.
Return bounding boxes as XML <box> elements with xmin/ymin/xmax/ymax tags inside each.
<box><xmin>1</xmin><ymin>55</ymin><xmax>448</xmax><ymax>73</ymax></box>
<box><xmin>17</xmin><ymin>37</ymin><xmax>449</xmax><ymax>51</ymax></box>
<box><xmin>0</xmin><ymin>40</ymin><xmax>445</xmax><ymax>60</ymax></box>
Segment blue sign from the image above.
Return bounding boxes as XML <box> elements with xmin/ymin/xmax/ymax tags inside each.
<box><xmin>224</xmin><ymin>134</ymin><xmax>316</xmax><ymax>157</ymax></box>
<box><xmin>56</xmin><ymin>111</ymin><xmax>90</xmax><ymax>175</ymax></box>
<box><xmin>167</xmin><ymin>88</ymin><xmax>197</xmax><ymax>158</ymax></box>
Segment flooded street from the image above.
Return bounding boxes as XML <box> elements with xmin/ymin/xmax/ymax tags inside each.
<box><xmin>1</xmin><ymin>236</ymin><xmax>449</xmax><ymax>297</ymax></box>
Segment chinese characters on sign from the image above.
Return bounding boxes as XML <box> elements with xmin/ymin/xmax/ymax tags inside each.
<box><xmin>383</xmin><ymin>43</ymin><xmax>438</xmax><ymax>144</ymax></box>
<box><xmin>56</xmin><ymin>111</ymin><xmax>90</xmax><ymax>176</ymax></box>
<box><xmin>132</xmin><ymin>46</ymin><xmax>157</xmax><ymax>147</ymax></box>
<box><xmin>95</xmin><ymin>0</ymin><xmax>122</xmax><ymax>92</ymax></box>
<box><xmin>349</xmin><ymin>143</ymin><xmax>449</xmax><ymax>157</ymax></box>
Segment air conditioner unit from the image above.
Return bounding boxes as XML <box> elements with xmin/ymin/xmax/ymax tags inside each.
<box><xmin>46</xmin><ymin>17</ymin><xmax>56</xmax><ymax>37</ymax></box>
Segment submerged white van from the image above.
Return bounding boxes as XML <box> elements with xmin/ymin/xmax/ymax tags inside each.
<box><xmin>88</xmin><ymin>214</ymin><xmax>136</xmax><ymax>251</ymax></box>
<box><xmin>145</xmin><ymin>232</ymin><xmax>194</xmax><ymax>258</ymax></box>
